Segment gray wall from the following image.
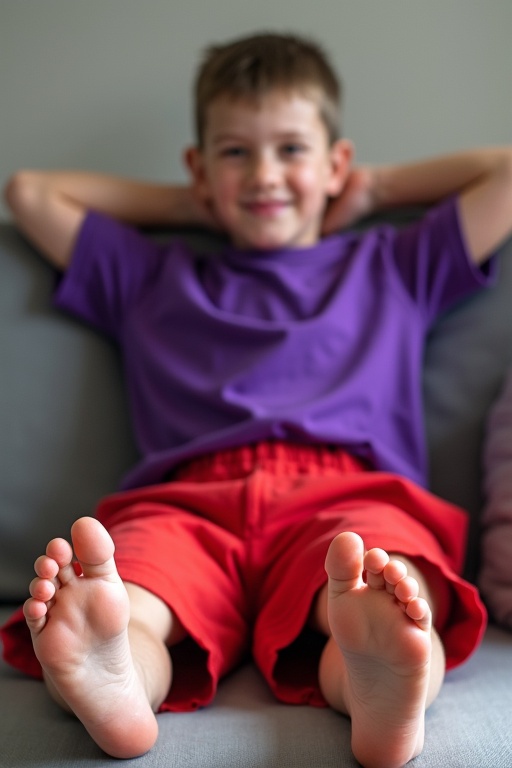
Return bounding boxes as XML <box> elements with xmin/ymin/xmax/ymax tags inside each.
<box><xmin>1</xmin><ymin>0</ymin><xmax>511</xmax><ymax>220</ymax></box>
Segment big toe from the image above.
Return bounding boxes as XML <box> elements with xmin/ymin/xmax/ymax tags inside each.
<box><xmin>325</xmin><ymin>532</ymin><xmax>365</xmax><ymax>593</ymax></box>
<box><xmin>71</xmin><ymin>517</ymin><xmax>116</xmax><ymax>577</ymax></box>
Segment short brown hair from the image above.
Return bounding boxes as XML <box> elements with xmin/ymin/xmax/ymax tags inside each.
<box><xmin>193</xmin><ymin>32</ymin><xmax>342</xmax><ymax>146</ymax></box>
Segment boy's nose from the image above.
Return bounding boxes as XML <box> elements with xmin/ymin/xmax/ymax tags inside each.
<box><xmin>248</xmin><ymin>151</ymin><xmax>280</xmax><ymax>187</ymax></box>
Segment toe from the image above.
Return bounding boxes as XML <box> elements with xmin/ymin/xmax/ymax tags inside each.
<box><xmin>23</xmin><ymin>597</ymin><xmax>48</xmax><ymax>634</ymax></box>
<box><xmin>71</xmin><ymin>517</ymin><xmax>116</xmax><ymax>578</ymax></box>
<box><xmin>46</xmin><ymin>538</ymin><xmax>74</xmax><ymax>567</ymax></box>
<box><xmin>383</xmin><ymin>559</ymin><xmax>407</xmax><ymax>593</ymax></box>
<box><xmin>405</xmin><ymin>597</ymin><xmax>432</xmax><ymax>631</ymax></box>
<box><xmin>34</xmin><ymin>554</ymin><xmax>60</xmax><ymax>581</ymax></box>
<box><xmin>364</xmin><ymin>548</ymin><xmax>390</xmax><ymax>590</ymax></box>
<box><xmin>45</xmin><ymin>538</ymin><xmax>77</xmax><ymax>585</ymax></box>
<box><xmin>395</xmin><ymin>575</ymin><xmax>420</xmax><ymax>605</ymax></box>
<box><xmin>29</xmin><ymin>577</ymin><xmax>56</xmax><ymax>602</ymax></box>
<box><xmin>325</xmin><ymin>532</ymin><xmax>365</xmax><ymax>593</ymax></box>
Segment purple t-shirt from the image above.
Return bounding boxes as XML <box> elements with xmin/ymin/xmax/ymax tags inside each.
<box><xmin>54</xmin><ymin>197</ymin><xmax>494</xmax><ymax>490</ymax></box>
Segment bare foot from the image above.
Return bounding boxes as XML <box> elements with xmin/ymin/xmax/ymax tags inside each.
<box><xmin>325</xmin><ymin>532</ymin><xmax>432</xmax><ymax>768</ymax></box>
<box><xmin>23</xmin><ymin>517</ymin><xmax>158</xmax><ymax>758</ymax></box>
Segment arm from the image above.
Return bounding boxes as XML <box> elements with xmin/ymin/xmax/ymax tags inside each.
<box><xmin>3</xmin><ymin>171</ymin><xmax>214</xmax><ymax>271</ymax></box>
<box><xmin>323</xmin><ymin>146</ymin><xmax>512</xmax><ymax>265</ymax></box>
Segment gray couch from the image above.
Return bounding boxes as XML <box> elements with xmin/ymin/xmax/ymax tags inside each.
<box><xmin>2</xmin><ymin>216</ymin><xmax>512</xmax><ymax>768</ymax></box>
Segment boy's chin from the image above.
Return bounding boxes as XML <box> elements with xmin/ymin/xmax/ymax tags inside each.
<box><xmin>231</xmin><ymin>230</ymin><xmax>321</xmax><ymax>252</ymax></box>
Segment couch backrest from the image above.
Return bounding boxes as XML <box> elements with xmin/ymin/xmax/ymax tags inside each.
<box><xmin>423</xmin><ymin>243</ymin><xmax>512</xmax><ymax>578</ymax></box>
<box><xmin>1</xmin><ymin>222</ymin><xmax>512</xmax><ymax>600</ymax></box>
<box><xmin>0</xmin><ymin>227</ymin><xmax>138</xmax><ymax>600</ymax></box>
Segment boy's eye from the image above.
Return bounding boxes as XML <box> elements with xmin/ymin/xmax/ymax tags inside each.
<box><xmin>281</xmin><ymin>143</ymin><xmax>307</xmax><ymax>157</ymax></box>
<box><xmin>220</xmin><ymin>146</ymin><xmax>247</xmax><ymax>158</ymax></box>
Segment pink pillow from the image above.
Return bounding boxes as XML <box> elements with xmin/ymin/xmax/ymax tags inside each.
<box><xmin>480</xmin><ymin>370</ymin><xmax>512</xmax><ymax>629</ymax></box>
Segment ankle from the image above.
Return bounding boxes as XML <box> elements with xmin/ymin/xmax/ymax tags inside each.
<box><xmin>128</xmin><ymin>622</ymin><xmax>172</xmax><ymax>711</ymax></box>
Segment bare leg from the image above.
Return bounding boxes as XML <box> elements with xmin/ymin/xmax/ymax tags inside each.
<box><xmin>313</xmin><ymin>532</ymin><xmax>446</xmax><ymax>768</ymax></box>
<box><xmin>24</xmin><ymin>517</ymin><xmax>183</xmax><ymax>759</ymax></box>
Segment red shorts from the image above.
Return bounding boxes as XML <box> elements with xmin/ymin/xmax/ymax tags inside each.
<box><xmin>1</xmin><ymin>442</ymin><xmax>487</xmax><ymax>711</ymax></box>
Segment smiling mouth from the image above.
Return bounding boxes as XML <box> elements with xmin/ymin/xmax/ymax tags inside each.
<box><xmin>242</xmin><ymin>200</ymin><xmax>291</xmax><ymax>217</ymax></box>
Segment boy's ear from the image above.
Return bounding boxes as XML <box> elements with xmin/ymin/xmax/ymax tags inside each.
<box><xmin>183</xmin><ymin>146</ymin><xmax>211</xmax><ymax>203</ymax></box>
<box><xmin>327</xmin><ymin>139</ymin><xmax>354</xmax><ymax>197</ymax></box>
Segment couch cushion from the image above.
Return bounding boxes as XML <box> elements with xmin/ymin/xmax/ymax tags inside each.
<box><xmin>1</xmin><ymin>601</ymin><xmax>511</xmax><ymax>767</ymax></box>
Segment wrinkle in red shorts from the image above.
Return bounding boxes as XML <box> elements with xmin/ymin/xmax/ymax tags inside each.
<box><xmin>0</xmin><ymin>442</ymin><xmax>487</xmax><ymax>711</ymax></box>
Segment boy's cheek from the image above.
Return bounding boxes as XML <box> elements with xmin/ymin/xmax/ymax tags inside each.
<box><xmin>206</xmin><ymin>195</ymin><xmax>234</xmax><ymax>227</ymax></box>
<box><xmin>207</xmin><ymin>177</ymin><xmax>239</xmax><ymax>212</ymax></box>
<box><xmin>184</xmin><ymin>147</ymin><xmax>217</xmax><ymax>204</ymax></box>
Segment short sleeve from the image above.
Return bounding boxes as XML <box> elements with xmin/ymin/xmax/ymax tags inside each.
<box><xmin>390</xmin><ymin>197</ymin><xmax>497</xmax><ymax>327</ymax></box>
<box><xmin>53</xmin><ymin>211</ymin><xmax>162</xmax><ymax>340</ymax></box>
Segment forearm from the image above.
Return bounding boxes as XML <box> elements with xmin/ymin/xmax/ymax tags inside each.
<box><xmin>369</xmin><ymin>145</ymin><xmax>512</xmax><ymax>264</ymax></box>
<box><xmin>4</xmin><ymin>170</ymin><xmax>209</xmax><ymax>228</ymax></box>
<box><xmin>371</xmin><ymin>147</ymin><xmax>512</xmax><ymax>211</ymax></box>
<box><xmin>4</xmin><ymin>170</ymin><xmax>216</xmax><ymax>269</ymax></box>
<box><xmin>49</xmin><ymin>173</ymin><xmax>211</xmax><ymax>227</ymax></box>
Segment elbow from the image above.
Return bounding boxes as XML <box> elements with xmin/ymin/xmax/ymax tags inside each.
<box><xmin>3</xmin><ymin>170</ymin><xmax>43</xmax><ymax>221</ymax></box>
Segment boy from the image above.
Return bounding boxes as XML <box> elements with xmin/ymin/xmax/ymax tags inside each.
<box><xmin>2</xmin><ymin>32</ymin><xmax>512</xmax><ymax>768</ymax></box>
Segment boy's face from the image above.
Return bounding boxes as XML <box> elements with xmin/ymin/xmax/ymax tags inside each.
<box><xmin>186</xmin><ymin>91</ymin><xmax>351</xmax><ymax>251</ymax></box>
